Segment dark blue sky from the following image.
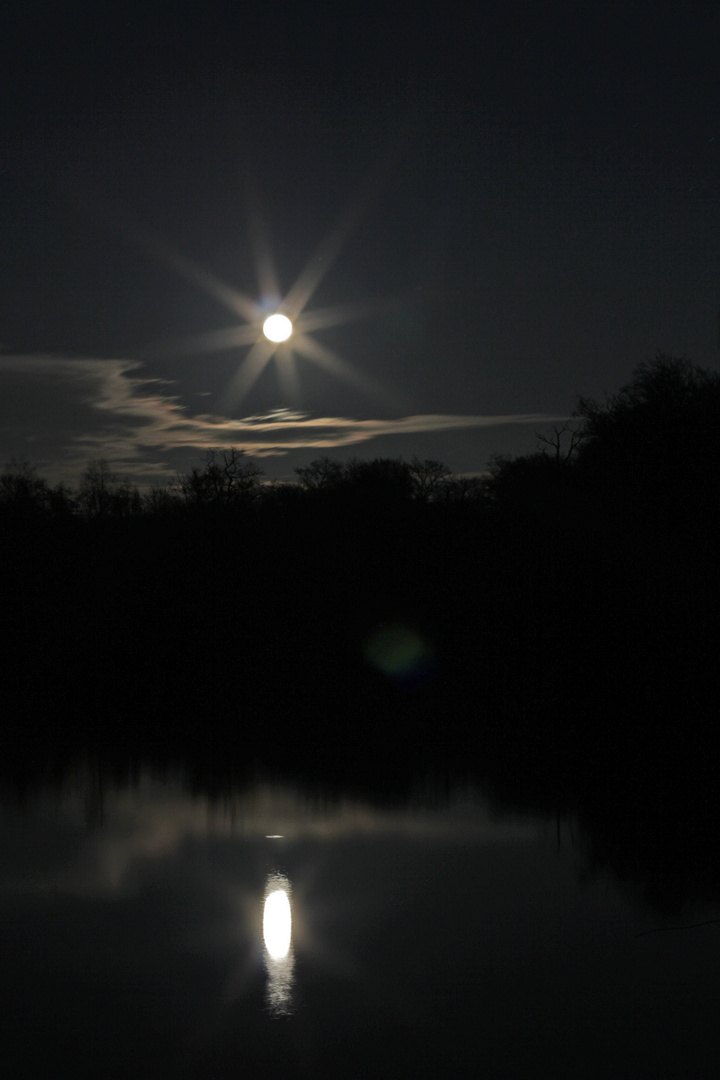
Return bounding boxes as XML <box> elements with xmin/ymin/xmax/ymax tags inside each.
<box><xmin>1</xmin><ymin>2</ymin><xmax>718</xmax><ymax>483</ymax></box>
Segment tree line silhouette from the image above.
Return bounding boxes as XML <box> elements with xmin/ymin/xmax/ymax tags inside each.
<box><xmin>2</xmin><ymin>354</ymin><xmax>719</xmax><ymax>779</ymax></box>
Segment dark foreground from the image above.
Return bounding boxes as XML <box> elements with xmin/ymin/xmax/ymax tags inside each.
<box><xmin>2</xmin><ymin>757</ymin><xmax>720</xmax><ymax>1080</ymax></box>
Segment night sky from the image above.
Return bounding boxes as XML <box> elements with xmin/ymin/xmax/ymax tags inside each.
<box><xmin>1</xmin><ymin>2</ymin><xmax>718</xmax><ymax>485</ymax></box>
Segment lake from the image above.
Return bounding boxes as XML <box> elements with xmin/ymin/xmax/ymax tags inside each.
<box><xmin>2</xmin><ymin>762</ymin><xmax>719</xmax><ymax>1078</ymax></box>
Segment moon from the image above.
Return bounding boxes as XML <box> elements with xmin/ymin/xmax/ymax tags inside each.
<box><xmin>263</xmin><ymin>313</ymin><xmax>293</xmax><ymax>342</ymax></box>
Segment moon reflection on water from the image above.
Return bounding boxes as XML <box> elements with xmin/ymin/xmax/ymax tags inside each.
<box><xmin>262</xmin><ymin>872</ymin><xmax>295</xmax><ymax>1016</ymax></box>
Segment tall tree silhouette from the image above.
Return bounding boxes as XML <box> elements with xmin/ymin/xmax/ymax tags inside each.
<box><xmin>574</xmin><ymin>354</ymin><xmax>720</xmax><ymax>533</ymax></box>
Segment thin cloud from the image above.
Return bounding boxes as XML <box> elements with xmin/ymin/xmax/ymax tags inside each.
<box><xmin>0</xmin><ymin>354</ymin><xmax>567</xmax><ymax>478</ymax></box>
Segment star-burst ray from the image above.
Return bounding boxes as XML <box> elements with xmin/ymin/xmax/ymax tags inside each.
<box><xmin>140</xmin><ymin>323</ymin><xmax>260</xmax><ymax>361</ymax></box>
<box><xmin>290</xmin><ymin>334</ymin><xmax>389</xmax><ymax>402</ymax></box>
<box><xmin>112</xmin><ymin>208</ymin><xmax>261</xmax><ymax>324</ymax></box>
<box><xmin>220</xmin><ymin>337</ymin><xmax>280</xmax><ymax>409</ymax></box>
<box><xmin>280</xmin><ymin>188</ymin><xmax>371</xmax><ymax>320</ymax></box>
<box><xmin>274</xmin><ymin>349</ymin><xmax>302</xmax><ymax>404</ymax></box>
<box><xmin>128</xmin><ymin>176</ymin><xmax>397</xmax><ymax>412</ymax></box>
<box><xmin>245</xmin><ymin>186</ymin><xmax>282</xmax><ymax>301</ymax></box>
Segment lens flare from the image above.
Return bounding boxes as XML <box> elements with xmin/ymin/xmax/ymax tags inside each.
<box><xmin>364</xmin><ymin>623</ymin><xmax>435</xmax><ymax>686</ymax></box>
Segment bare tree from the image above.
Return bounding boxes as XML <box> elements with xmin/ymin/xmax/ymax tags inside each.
<box><xmin>142</xmin><ymin>481</ymin><xmax>182</xmax><ymax>516</ymax></box>
<box><xmin>343</xmin><ymin>457</ymin><xmax>414</xmax><ymax>502</ymax></box>
<box><xmin>294</xmin><ymin>456</ymin><xmax>344</xmax><ymax>492</ymax></box>
<box><xmin>536</xmin><ymin>422</ymin><xmax>585</xmax><ymax>462</ymax></box>
<box><xmin>78</xmin><ymin>460</ymin><xmax>142</xmax><ymax>518</ymax></box>
<box><xmin>180</xmin><ymin>448</ymin><xmax>263</xmax><ymax>508</ymax></box>
<box><xmin>78</xmin><ymin>460</ymin><xmax>114</xmax><ymax>518</ymax></box>
<box><xmin>436</xmin><ymin>475</ymin><xmax>487</xmax><ymax>503</ymax></box>
<box><xmin>0</xmin><ymin>459</ymin><xmax>50</xmax><ymax>511</ymax></box>
<box><xmin>408</xmin><ymin>457</ymin><xmax>452</xmax><ymax>501</ymax></box>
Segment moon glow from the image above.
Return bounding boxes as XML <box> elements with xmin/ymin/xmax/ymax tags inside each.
<box><xmin>263</xmin><ymin>313</ymin><xmax>293</xmax><ymax>342</ymax></box>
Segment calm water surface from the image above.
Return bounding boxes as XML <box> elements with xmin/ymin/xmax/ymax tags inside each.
<box><xmin>2</xmin><ymin>765</ymin><xmax>719</xmax><ymax>1078</ymax></box>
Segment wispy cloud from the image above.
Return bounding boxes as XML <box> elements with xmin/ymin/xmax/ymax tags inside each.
<box><xmin>0</xmin><ymin>354</ymin><xmax>566</xmax><ymax>479</ymax></box>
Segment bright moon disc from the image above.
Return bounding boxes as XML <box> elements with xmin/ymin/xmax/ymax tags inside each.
<box><xmin>263</xmin><ymin>314</ymin><xmax>293</xmax><ymax>342</ymax></box>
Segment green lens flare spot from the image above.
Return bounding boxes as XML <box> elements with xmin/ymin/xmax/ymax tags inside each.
<box><xmin>363</xmin><ymin>623</ymin><xmax>434</xmax><ymax>681</ymax></box>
